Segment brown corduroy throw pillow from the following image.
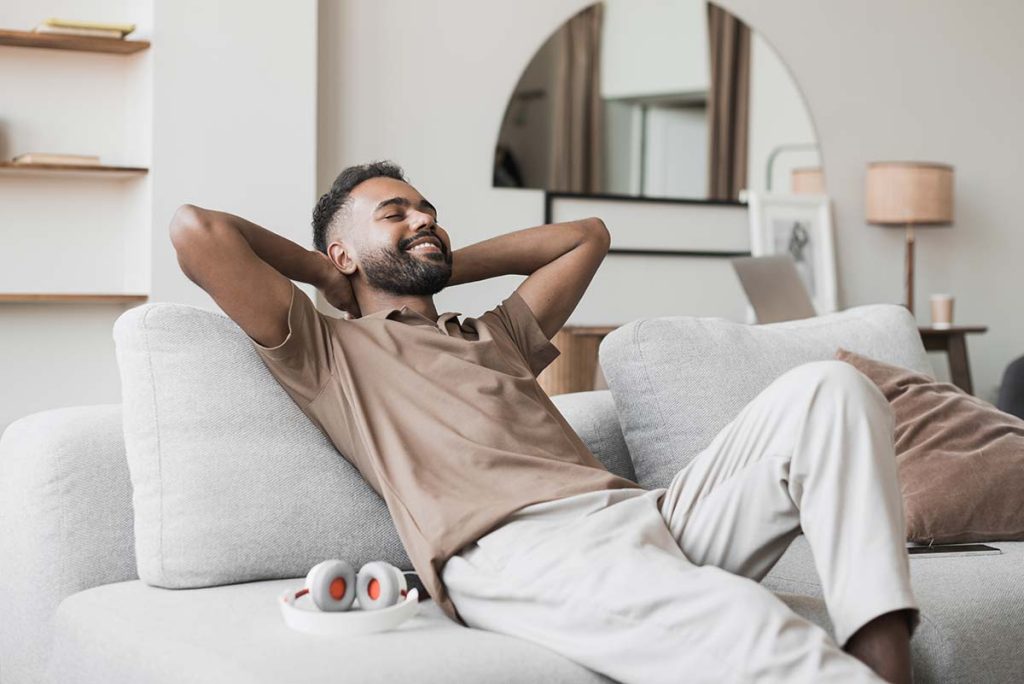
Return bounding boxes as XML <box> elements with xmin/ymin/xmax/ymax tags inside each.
<box><xmin>836</xmin><ymin>348</ymin><xmax>1024</xmax><ymax>544</ymax></box>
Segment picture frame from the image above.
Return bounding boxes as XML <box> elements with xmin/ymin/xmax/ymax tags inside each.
<box><xmin>740</xmin><ymin>191</ymin><xmax>838</xmax><ymax>317</ymax></box>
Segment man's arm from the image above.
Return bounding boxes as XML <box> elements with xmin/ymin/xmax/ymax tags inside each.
<box><xmin>169</xmin><ymin>204</ymin><xmax>342</xmax><ymax>348</ymax></box>
<box><xmin>447</xmin><ymin>217</ymin><xmax>611</xmax><ymax>338</ymax></box>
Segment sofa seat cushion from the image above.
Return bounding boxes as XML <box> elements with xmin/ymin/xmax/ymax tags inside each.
<box><xmin>764</xmin><ymin>537</ymin><xmax>1024</xmax><ymax>683</ymax></box>
<box><xmin>49</xmin><ymin>578</ymin><xmax>833</xmax><ymax>683</ymax></box>
<box><xmin>48</xmin><ymin>580</ymin><xmax>613</xmax><ymax>684</ymax></box>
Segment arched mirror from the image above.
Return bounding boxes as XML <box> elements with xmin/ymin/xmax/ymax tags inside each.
<box><xmin>493</xmin><ymin>0</ymin><xmax>822</xmax><ymax>201</ymax></box>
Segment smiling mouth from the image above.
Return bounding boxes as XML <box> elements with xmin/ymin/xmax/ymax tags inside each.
<box><xmin>405</xmin><ymin>240</ymin><xmax>444</xmax><ymax>255</ymax></box>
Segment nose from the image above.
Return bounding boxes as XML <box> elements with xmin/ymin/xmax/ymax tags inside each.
<box><xmin>408</xmin><ymin>209</ymin><xmax>435</xmax><ymax>231</ymax></box>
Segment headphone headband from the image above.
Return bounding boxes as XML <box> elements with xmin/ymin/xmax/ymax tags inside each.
<box><xmin>280</xmin><ymin>587</ymin><xmax>419</xmax><ymax>636</ymax></box>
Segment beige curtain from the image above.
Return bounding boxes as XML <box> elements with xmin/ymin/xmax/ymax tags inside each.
<box><xmin>549</xmin><ymin>4</ymin><xmax>604</xmax><ymax>194</ymax></box>
<box><xmin>706</xmin><ymin>3</ymin><xmax>751</xmax><ymax>201</ymax></box>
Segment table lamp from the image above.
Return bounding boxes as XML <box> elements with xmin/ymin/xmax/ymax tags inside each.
<box><xmin>792</xmin><ymin>167</ymin><xmax>825</xmax><ymax>194</ymax></box>
<box><xmin>865</xmin><ymin>161</ymin><xmax>954</xmax><ymax>315</ymax></box>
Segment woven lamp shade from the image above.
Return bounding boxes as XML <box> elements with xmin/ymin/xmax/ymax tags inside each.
<box><xmin>865</xmin><ymin>162</ymin><xmax>954</xmax><ymax>225</ymax></box>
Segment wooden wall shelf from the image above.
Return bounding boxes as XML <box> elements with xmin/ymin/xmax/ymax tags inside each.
<box><xmin>0</xmin><ymin>293</ymin><xmax>149</xmax><ymax>304</ymax></box>
<box><xmin>0</xmin><ymin>29</ymin><xmax>149</xmax><ymax>54</ymax></box>
<box><xmin>0</xmin><ymin>162</ymin><xmax>149</xmax><ymax>179</ymax></box>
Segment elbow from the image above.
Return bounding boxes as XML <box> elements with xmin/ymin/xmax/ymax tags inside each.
<box><xmin>583</xmin><ymin>216</ymin><xmax>611</xmax><ymax>251</ymax></box>
<box><xmin>169</xmin><ymin>204</ymin><xmax>210</xmax><ymax>247</ymax></box>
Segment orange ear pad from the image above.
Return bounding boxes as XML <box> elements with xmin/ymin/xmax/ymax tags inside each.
<box><xmin>356</xmin><ymin>561</ymin><xmax>408</xmax><ymax>610</ymax></box>
<box><xmin>306</xmin><ymin>559</ymin><xmax>357</xmax><ymax>611</ymax></box>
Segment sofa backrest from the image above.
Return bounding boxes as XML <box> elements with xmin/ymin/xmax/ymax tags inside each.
<box><xmin>112</xmin><ymin>300</ymin><xmax>633</xmax><ymax>590</ymax></box>
<box><xmin>599</xmin><ymin>304</ymin><xmax>933</xmax><ymax>489</ymax></box>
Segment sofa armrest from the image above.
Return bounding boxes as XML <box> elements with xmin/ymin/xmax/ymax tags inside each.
<box><xmin>0</xmin><ymin>404</ymin><xmax>137</xmax><ymax>684</ymax></box>
<box><xmin>550</xmin><ymin>390</ymin><xmax>637</xmax><ymax>484</ymax></box>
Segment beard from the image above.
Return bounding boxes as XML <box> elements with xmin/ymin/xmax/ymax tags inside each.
<box><xmin>360</xmin><ymin>243</ymin><xmax>453</xmax><ymax>296</ymax></box>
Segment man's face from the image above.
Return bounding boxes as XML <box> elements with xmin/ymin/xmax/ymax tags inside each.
<box><xmin>341</xmin><ymin>177</ymin><xmax>453</xmax><ymax>296</ymax></box>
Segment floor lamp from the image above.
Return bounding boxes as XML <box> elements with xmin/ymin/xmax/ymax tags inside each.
<box><xmin>865</xmin><ymin>162</ymin><xmax>955</xmax><ymax>315</ymax></box>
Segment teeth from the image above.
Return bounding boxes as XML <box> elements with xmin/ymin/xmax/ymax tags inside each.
<box><xmin>409</xmin><ymin>242</ymin><xmax>439</xmax><ymax>252</ymax></box>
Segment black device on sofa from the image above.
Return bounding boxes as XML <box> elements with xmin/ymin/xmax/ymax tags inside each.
<box><xmin>997</xmin><ymin>355</ymin><xmax>1024</xmax><ymax>420</ymax></box>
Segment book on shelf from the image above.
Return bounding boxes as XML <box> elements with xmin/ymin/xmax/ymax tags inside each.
<box><xmin>34</xmin><ymin>25</ymin><xmax>125</xmax><ymax>39</ymax></box>
<box><xmin>11</xmin><ymin>153</ymin><xmax>102</xmax><ymax>166</ymax></box>
<box><xmin>32</xmin><ymin>18</ymin><xmax>136</xmax><ymax>39</ymax></box>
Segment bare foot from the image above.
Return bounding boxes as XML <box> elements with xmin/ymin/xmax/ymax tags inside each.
<box><xmin>843</xmin><ymin>609</ymin><xmax>914</xmax><ymax>683</ymax></box>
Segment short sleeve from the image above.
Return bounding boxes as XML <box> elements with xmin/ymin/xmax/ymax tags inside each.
<box><xmin>249</xmin><ymin>281</ymin><xmax>335</xmax><ymax>406</ymax></box>
<box><xmin>479</xmin><ymin>290</ymin><xmax>561</xmax><ymax>376</ymax></box>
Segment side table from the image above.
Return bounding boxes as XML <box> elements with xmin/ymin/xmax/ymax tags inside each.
<box><xmin>538</xmin><ymin>325</ymin><xmax>617</xmax><ymax>396</ymax></box>
<box><xmin>918</xmin><ymin>325</ymin><xmax>988</xmax><ymax>395</ymax></box>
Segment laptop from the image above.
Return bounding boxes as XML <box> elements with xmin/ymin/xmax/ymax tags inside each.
<box><xmin>731</xmin><ymin>254</ymin><xmax>817</xmax><ymax>324</ymax></box>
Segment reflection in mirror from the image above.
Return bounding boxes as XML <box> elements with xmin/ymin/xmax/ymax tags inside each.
<box><xmin>493</xmin><ymin>0</ymin><xmax>822</xmax><ymax>202</ymax></box>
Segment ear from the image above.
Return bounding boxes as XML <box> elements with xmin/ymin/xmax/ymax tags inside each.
<box><xmin>327</xmin><ymin>240</ymin><xmax>358</xmax><ymax>276</ymax></box>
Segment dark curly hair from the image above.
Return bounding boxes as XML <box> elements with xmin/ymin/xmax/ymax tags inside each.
<box><xmin>312</xmin><ymin>160</ymin><xmax>407</xmax><ymax>255</ymax></box>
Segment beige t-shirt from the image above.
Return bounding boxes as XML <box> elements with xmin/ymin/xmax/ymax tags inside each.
<box><xmin>250</xmin><ymin>281</ymin><xmax>644</xmax><ymax>626</ymax></box>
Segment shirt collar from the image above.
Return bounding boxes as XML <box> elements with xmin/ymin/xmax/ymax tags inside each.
<box><xmin>362</xmin><ymin>305</ymin><xmax>462</xmax><ymax>326</ymax></box>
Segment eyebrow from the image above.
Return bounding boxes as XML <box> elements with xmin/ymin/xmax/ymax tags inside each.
<box><xmin>375</xmin><ymin>197</ymin><xmax>437</xmax><ymax>215</ymax></box>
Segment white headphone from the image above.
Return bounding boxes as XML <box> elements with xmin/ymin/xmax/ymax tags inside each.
<box><xmin>279</xmin><ymin>559</ymin><xmax>420</xmax><ymax>636</ymax></box>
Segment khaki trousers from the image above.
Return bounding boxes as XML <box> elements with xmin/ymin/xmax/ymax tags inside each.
<box><xmin>441</xmin><ymin>361</ymin><xmax>919</xmax><ymax>683</ymax></box>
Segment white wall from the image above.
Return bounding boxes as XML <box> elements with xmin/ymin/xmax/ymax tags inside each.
<box><xmin>319</xmin><ymin>0</ymin><xmax>1024</xmax><ymax>403</ymax></box>
<box><xmin>0</xmin><ymin>0</ymin><xmax>317</xmax><ymax>431</ymax></box>
<box><xmin>150</xmin><ymin>0</ymin><xmax>318</xmax><ymax>309</ymax></box>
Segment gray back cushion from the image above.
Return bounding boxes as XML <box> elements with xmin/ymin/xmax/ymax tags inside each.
<box><xmin>599</xmin><ymin>304</ymin><xmax>933</xmax><ymax>489</ymax></box>
<box><xmin>113</xmin><ymin>302</ymin><xmax>410</xmax><ymax>588</ymax></box>
<box><xmin>550</xmin><ymin>390</ymin><xmax>637</xmax><ymax>483</ymax></box>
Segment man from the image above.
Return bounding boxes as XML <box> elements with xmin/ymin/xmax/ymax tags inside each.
<box><xmin>170</xmin><ymin>161</ymin><xmax>918</xmax><ymax>683</ymax></box>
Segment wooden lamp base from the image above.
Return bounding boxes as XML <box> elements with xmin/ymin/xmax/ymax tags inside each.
<box><xmin>904</xmin><ymin>223</ymin><xmax>916</xmax><ymax>315</ymax></box>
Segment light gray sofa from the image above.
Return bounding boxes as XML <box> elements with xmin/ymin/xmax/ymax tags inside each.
<box><xmin>1</xmin><ymin>301</ymin><xmax>1022</xmax><ymax>683</ymax></box>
